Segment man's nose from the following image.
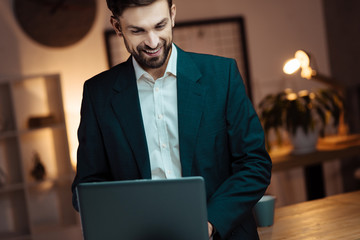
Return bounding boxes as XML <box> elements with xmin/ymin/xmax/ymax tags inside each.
<box><xmin>144</xmin><ymin>31</ymin><xmax>160</xmax><ymax>49</ymax></box>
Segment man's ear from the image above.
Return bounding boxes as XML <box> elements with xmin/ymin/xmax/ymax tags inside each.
<box><xmin>170</xmin><ymin>4</ymin><xmax>176</xmax><ymax>27</ymax></box>
<box><xmin>110</xmin><ymin>16</ymin><xmax>123</xmax><ymax>37</ymax></box>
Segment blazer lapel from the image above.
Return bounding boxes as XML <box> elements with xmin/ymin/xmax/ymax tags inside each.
<box><xmin>110</xmin><ymin>59</ymin><xmax>151</xmax><ymax>179</ymax></box>
<box><xmin>176</xmin><ymin>47</ymin><xmax>206</xmax><ymax>176</ymax></box>
<box><xmin>109</xmin><ymin>48</ymin><xmax>206</xmax><ymax>179</ymax></box>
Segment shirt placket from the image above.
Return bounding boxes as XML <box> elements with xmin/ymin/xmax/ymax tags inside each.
<box><xmin>153</xmin><ymin>78</ymin><xmax>174</xmax><ymax>178</ymax></box>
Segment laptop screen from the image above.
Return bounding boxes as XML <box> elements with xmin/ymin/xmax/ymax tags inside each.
<box><xmin>76</xmin><ymin>177</ymin><xmax>209</xmax><ymax>240</ymax></box>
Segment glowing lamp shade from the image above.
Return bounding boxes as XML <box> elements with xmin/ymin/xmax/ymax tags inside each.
<box><xmin>283</xmin><ymin>50</ymin><xmax>314</xmax><ymax>79</ymax></box>
<box><xmin>283</xmin><ymin>58</ymin><xmax>301</xmax><ymax>74</ymax></box>
<box><xmin>294</xmin><ymin>50</ymin><xmax>310</xmax><ymax>68</ymax></box>
<box><xmin>282</xmin><ymin>50</ymin><xmax>342</xmax><ymax>90</ymax></box>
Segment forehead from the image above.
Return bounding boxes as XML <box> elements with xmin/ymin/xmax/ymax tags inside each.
<box><xmin>120</xmin><ymin>0</ymin><xmax>170</xmax><ymax>28</ymax></box>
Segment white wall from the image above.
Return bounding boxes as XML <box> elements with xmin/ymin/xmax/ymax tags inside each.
<box><xmin>0</xmin><ymin>0</ymin><xmax>332</xmax><ymax>200</ymax></box>
<box><xmin>174</xmin><ymin>0</ymin><xmax>330</xmax><ymax>100</ymax></box>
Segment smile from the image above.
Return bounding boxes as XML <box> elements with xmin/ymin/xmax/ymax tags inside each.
<box><xmin>145</xmin><ymin>48</ymin><xmax>160</xmax><ymax>53</ymax></box>
<box><xmin>144</xmin><ymin>47</ymin><xmax>162</xmax><ymax>56</ymax></box>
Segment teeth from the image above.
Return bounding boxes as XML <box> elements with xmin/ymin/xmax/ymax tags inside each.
<box><xmin>145</xmin><ymin>48</ymin><xmax>160</xmax><ymax>54</ymax></box>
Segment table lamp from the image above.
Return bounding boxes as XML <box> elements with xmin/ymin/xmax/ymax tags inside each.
<box><xmin>283</xmin><ymin>50</ymin><xmax>342</xmax><ymax>90</ymax></box>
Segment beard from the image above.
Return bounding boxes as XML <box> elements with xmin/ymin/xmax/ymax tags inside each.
<box><xmin>123</xmin><ymin>37</ymin><xmax>172</xmax><ymax>70</ymax></box>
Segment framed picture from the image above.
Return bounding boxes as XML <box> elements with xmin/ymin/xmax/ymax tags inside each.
<box><xmin>104</xmin><ymin>17</ymin><xmax>252</xmax><ymax>100</ymax></box>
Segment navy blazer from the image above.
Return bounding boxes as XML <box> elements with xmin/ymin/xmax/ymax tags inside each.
<box><xmin>72</xmin><ymin>46</ymin><xmax>272</xmax><ymax>239</ymax></box>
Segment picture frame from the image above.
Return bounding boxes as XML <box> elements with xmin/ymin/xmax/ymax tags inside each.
<box><xmin>104</xmin><ymin>17</ymin><xmax>253</xmax><ymax>100</ymax></box>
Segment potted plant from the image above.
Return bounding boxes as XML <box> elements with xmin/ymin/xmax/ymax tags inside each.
<box><xmin>258</xmin><ymin>88</ymin><xmax>343</xmax><ymax>153</ymax></box>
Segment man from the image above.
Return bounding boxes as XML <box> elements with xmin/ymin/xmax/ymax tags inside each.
<box><xmin>71</xmin><ymin>0</ymin><xmax>272</xmax><ymax>239</ymax></box>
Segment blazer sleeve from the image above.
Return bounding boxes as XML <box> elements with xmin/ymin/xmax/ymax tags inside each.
<box><xmin>206</xmin><ymin>59</ymin><xmax>272</xmax><ymax>239</ymax></box>
<box><xmin>71</xmin><ymin>82</ymin><xmax>112</xmax><ymax>211</ymax></box>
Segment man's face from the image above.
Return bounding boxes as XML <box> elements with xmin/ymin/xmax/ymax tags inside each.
<box><xmin>112</xmin><ymin>0</ymin><xmax>176</xmax><ymax>71</ymax></box>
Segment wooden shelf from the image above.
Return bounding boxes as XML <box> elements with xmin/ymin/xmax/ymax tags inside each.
<box><xmin>0</xmin><ymin>183</ymin><xmax>25</xmax><ymax>193</ymax></box>
<box><xmin>0</xmin><ymin>130</ymin><xmax>18</xmax><ymax>140</ymax></box>
<box><xmin>0</xmin><ymin>75</ymin><xmax>77</xmax><ymax>239</ymax></box>
<box><xmin>18</xmin><ymin>123</ymin><xmax>66</xmax><ymax>136</ymax></box>
<box><xmin>270</xmin><ymin>135</ymin><xmax>360</xmax><ymax>172</ymax></box>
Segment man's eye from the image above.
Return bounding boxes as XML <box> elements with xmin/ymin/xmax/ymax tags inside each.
<box><xmin>131</xmin><ymin>29</ymin><xmax>143</xmax><ymax>34</ymax></box>
<box><xmin>156</xmin><ymin>24</ymin><xmax>165</xmax><ymax>29</ymax></box>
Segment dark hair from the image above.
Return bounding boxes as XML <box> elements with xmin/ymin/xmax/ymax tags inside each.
<box><xmin>106</xmin><ymin>0</ymin><xmax>173</xmax><ymax>17</ymax></box>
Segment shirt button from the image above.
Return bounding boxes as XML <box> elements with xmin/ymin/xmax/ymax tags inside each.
<box><xmin>162</xmin><ymin>143</ymin><xmax>166</xmax><ymax>148</ymax></box>
<box><xmin>158</xmin><ymin>114</ymin><xmax>163</xmax><ymax>119</ymax></box>
<box><xmin>155</xmin><ymin>87</ymin><xmax>159</xmax><ymax>92</ymax></box>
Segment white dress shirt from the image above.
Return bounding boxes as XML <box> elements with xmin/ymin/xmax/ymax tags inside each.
<box><xmin>133</xmin><ymin>44</ymin><xmax>182</xmax><ymax>179</ymax></box>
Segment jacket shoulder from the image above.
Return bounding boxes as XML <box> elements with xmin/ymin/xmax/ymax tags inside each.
<box><xmin>180</xmin><ymin>49</ymin><xmax>236</xmax><ymax>67</ymax></box>
<box><xmin>85</xmin><ymin>61</ymin><xmax>128</xmax><ymax>89</ymax></box>
<box><xmin>178</xmin><ymin>50</ymin><xmax>239</xmax><ymax>81</ymax></box>
<box><xmin>187</xmin><ymin>51</ymin><xmax>233</xmax><ymax>62</ymax></box>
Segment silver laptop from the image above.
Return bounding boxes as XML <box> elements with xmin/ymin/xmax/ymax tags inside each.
<box><xmin>76</xmin><ymin>176</ymin><xmax>209</xmax><ymax>240</ymax></box>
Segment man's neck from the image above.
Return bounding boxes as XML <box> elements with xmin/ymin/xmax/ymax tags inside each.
<box><xmin>147</xmin><ymin>67</ymin><xmax>167</xmax><ymax>80</ymax></box>
<box><xmin>145</xmin><ymin>46</ymin><xmax>173</xmax><ymax>80</ymax></box>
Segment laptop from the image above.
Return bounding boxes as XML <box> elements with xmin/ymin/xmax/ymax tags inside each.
<box><xmin>76</xmin><ymin>176</ymin><xmax>209</xmax><ymax>240</ymax></box>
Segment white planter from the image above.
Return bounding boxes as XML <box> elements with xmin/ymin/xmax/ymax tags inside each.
<box><xmin>289</xmin><ymin>127</ymin><xmax>319</xmax><ymax>154</ymax></box>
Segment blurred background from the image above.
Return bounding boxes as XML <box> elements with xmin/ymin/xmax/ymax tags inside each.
<box><xmin>0</xmin><ymin>0</ymin><xmax>359</xmax><ymax>239</ymax></box>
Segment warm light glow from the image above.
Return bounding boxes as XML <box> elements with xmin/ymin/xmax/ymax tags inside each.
<box><xmin>283</xmin><ymin>50</ymin><xmax>316</xmax><ymax>79</ymax></box>
<box><xmin>283</xmin><ymin>59</ymin><xmax>301</xmax><ymax>74</ymax></box>
<box><xmin>37</xmin><ymin>180</ymin><xmax>54</xmax><ymax>191</ymax></box>
<box><xmin>300</xmin><ymin>66</ymin><xmax>313</xmax><ymax>79</ymax></box>
<box><xmin>71</xmin><ymin>148</ymin><xmax>77</xmax><ymax>171</ymax></box>
<box><xmin>284</xmin><ymin>88</ymin><xmax>294</xmax><ymax>94</ymax></box>
<box><xmin>298</xmin><ymin>90</ymin><xmax>309</xmax><ymax>97</ymax></box>
<box><xmin>295</xmin><ymin>50</ymin><xmax>310</xmax><ymax>68</ymax></box>
<box><xmin>309</xmin><ymin>92</ymin><xmax>316</xmax><ymax>99</ymax></box>
<box><xmin>286</xmin><ymin>93</ymin><xmax>298</xmax><ymax>101</ymax></box>
<box><xmin>66</xmin><ymin>111</ymin><xmax>80</xmax><ymax>172</ymax></box>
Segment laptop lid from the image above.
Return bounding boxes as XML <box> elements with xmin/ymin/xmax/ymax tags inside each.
<box><xmin>76</xmin><ymin>176</ymin><xmax>209</xmax><ymax>240</ymax></box>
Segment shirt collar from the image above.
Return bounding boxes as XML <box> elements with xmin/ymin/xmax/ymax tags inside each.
<box><xmin>132</xmin><ymin>43</ymin><xmax>177</xmax><ymax>81</ymax></box>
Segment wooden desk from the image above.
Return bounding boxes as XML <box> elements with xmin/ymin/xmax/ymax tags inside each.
<box><xmin>258</xmin><ymin>191</ymin><xmax>360</xmax><ymax>240</ymax></box>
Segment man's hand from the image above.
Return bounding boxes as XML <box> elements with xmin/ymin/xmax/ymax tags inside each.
<box><xmin>208</xmin><ymin>222</ymin><xmax>214</xmax><ymax>238</ymax></box>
